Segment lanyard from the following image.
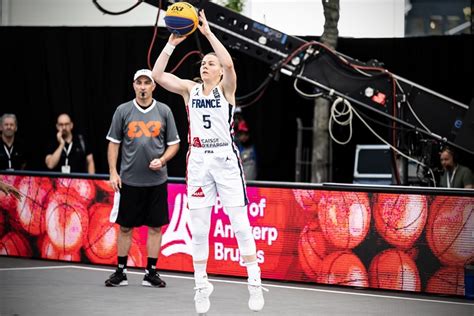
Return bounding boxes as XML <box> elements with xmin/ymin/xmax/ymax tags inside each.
<box><xmin>447</xmin><ymin>166</ymin><xmax>458</xmax><ymax>188</ymax></box>
<box><xmin>63</xmin><ymin>142</ymin><xmax>73</xmax><ymax>166</ymax></box>
<box><xmin>3</xmin><ymin>144</ymin><xmax>13</xmax><ymax>169</ymax></box>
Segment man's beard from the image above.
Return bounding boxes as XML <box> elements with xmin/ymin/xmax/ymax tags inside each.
<box><xmin>2</xmin><ymin>130</ymin><xmax>14</xmax><ymax>138</ymax></box>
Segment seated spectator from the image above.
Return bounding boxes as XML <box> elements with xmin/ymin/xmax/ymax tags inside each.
<box><xmin>0</xmin><ymin>113</ymin><xmax>28</xmax><ymax>170</ymax></box>
<box><xmin>45</xmin><ymin>113</ymin><xmax>95</xmax><ymax>174</ymax></box>
<box><xmin>438</xmin><ymin>146</ymin><xmax>473</xmax><ymax>189</ymax></box>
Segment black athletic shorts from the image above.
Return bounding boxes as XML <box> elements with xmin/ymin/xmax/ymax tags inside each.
<box><xmin>116</xmin><ymin>182</ymin><xmax>169</xmax><ymax>228</ymax></box>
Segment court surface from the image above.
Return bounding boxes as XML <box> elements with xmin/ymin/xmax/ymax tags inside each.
<box><xmin>1</xmin><ymin>257</ymin><xmax>473</xmax><ymax>316</ymax></box>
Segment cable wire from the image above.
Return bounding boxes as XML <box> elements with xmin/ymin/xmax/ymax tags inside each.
<box><xmin>329</xmin><ymin>97</ymin><xmax>436</xmax><ymax>186</ymax></box>
<box><xmin>92</xmin><ymin>0</ymin><xmax>144</xmax><ymax>15</ymax></box>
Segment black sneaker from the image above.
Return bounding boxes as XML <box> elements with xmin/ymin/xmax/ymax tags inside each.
<box><xmin>105</xmin><ymin>271</ymin><xmax>128</xmax><ymax>287</ymax></box>
<box><xmin>142</xmin><ymin>271</ymin><xmax>166</xmax><ymax>288</ymax></box>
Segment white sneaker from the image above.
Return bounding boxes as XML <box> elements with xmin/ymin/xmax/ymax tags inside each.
<box><xmin>194</xmin><ymin>281</ymin><xmax>214</xmax><ymax>314</ymax></box>
<box><xmin>248</xmin><ymin>284</ymin><xmax>268</xmax><ymax>312</ymax></box>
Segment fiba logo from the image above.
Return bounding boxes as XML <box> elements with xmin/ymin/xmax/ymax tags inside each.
<box><xmin>160</xmin><ymin>193</ymin><xmax>192</xmax><ymax>256</ymax></box>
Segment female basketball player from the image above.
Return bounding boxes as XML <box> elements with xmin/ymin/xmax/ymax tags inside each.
<box><xmin>152</xmin><ymin>9</ymin><xmax>266</xmax><ymax>314</ymax></box>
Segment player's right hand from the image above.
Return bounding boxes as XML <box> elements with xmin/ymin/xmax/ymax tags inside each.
<box><xmin>169</xmin><ymin>33</ymin><xmax>187</xmax><ymax>46</ymax></box>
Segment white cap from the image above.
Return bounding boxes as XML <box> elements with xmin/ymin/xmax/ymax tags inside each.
<box><xmin>133</xmin><ymin>69</ymin><xmax>154</xmax><ymax>83</ymax></box>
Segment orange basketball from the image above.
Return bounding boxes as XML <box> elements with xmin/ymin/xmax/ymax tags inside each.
<box><xmin>298</xmin><ymin>220</ymin><xmax>332</xmax><ymax>280</ymax></box>
<box><xmin>38</xmin><ymin>235</ymin><xmax>81</xmax><ymax>261</ymax></box>
<box><xmin>368</xmin><ymin>248</ymin><xmax>420</xmax><ymax>291</ymax></box>
<box><xmin>44</xmin><ymin>188</ymin><xmax>89</xmax><ymax>253</ymax></box>
<box><xmin>16</xmin><ymin>176</ymin><xmax>54</xmax><ymax>236</ymax></box>
<box><xmin>373</xmin><ymin>193</ymin><xmax>428</xmax><ymax>249</ymax></box>
<box><xmin>0</xmin><ymin>231</ymin><xmax>32</xmax><ymax>257</ymax></box>
<box><xmin>84</xmin><ymin>203</ymin><xmax>119</xmax><ymax>264</ymax></box>
<box><xmin>426</xmin><ymin>196</ymin><xmax>474</xmax><ymax>266</ymax></box>
<box><xmin>56</xmin><ymin>178</ymin><xmax>97</xmax><ymax>207</ymax></box>
<box><xmin>317</xmin><ymin>251</ymin><xmax>368</xmax><ymax>287</ymax></box>
<box><xmin>318</xmin><ymin>191</ymin><xmax>371</xmax><ymax>249</ymax></box>
<box><xmin>425</xmin><ymin>266</ymin><xmax>464</xmax><ymax>296</ymax></box>
<box><xmin>292</xmin><ymin>189</ymin><xmax>328</xmax><ymax>219</ymax></box>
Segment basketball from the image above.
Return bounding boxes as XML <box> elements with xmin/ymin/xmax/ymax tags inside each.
<box><xmin>368</xmin><ymin>248</ymin><xmax>421</xmax><ymax>291</ymax></box>
<box><xmin>38</xmin><ymin>235</ymin><xmax>81</xmax><ymax>262</ymax></box>
<box><xmin>426</xmin><ymin>196</ymin><xmax>474</xmax><ymax>266</ymax></box>
<box><xmin>426</xmin><ymin>266</ymin><xmax>465</xmax><ymax>296</ymax></box>
<box><xmin>317</xmin><ymin>191</ymin><xmax>371</xmax><ymax>250</ymax></box>
<box><xmin>16</xmin><ymin>176</ymin><xmax>54</xmax><ymax>236</ymax></box>
<box><xmin>84</xmin><ymin>203</ymin><xmax>119</xmax><ymax>264</ymax></box>
<box><xmin>298</xmin><ymin>220</ymin><xmax>331</xmax><ymax>280</ymax></box>
<box><xmin>164</xmin><ymin>2</ymin><xmax>199</xmax><ymax>37</ymax></box>
<box><xmin>317</xmin><ymin>251</ymin><xmax>369</xmax><ymax>287</ymax></box>
<box><xmin>372</xmin><ymin>193</ymin><xmax>428</xmax><ymax>249</ymax></box>
<box><xmin>56</xmin><ymin>178</ymin><xmax>97</xmax><ymax>207</ymax></box>
<box><xmin>44</xmin><ymin>188</ymin><xmax>89</xmax><ymax>253</ymax></box>
<box><xmin>0</xmin><ymin>231</ymin><xmax>32</xmax><ymax>257</ymax></box>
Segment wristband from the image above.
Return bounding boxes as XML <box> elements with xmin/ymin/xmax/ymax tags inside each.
<box><xmin>163</xmin><ymin>43</ymin><xmax>175</xmax><ymax>56</ymax></box>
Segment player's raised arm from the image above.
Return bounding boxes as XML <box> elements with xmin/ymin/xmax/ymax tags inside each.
<box><xmin>152</xmin><ymin>34</ymin><xmax>195</xmax><ymax>101</ymax></box>
<box><xmin>197</xmin><ymin>10</ymin><xmax>237</xmax><ymax>100</ymax></box>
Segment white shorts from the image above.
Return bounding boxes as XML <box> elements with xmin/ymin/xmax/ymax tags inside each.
<box><xmin>187</xmin><ymin>147</ymin><xmax>248</xmax><ymax>209</ymax></box>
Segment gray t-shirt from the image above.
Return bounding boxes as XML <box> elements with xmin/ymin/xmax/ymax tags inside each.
<box><xmin>439</xmin><ymin>164</ymin><xmax>474</xmax><ymax>188</ymax></box>
<box><xmin>106</xmin><ymin>99</ymin><xmax>180</xmax><ymax>186</ymax></box>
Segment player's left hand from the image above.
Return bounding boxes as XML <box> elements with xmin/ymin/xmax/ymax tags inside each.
<box><xmin>197</xmin><ymin>9</ymin><xmax>211</xmax><ymax>37</ymax></box>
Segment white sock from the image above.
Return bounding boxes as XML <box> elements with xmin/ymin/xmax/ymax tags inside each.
<box><xmin>245</xmin><ymin>260</ymin><xmax>261</xmax><ymax>285</ymax></box>
<box><xmin>193</xmin><ymin>262</ymin><xmax>208</xmax><ymax>286</ymax></box>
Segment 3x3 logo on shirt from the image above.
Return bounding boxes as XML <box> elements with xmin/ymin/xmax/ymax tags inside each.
<box><xmin>127</xmin><ymin>121</ymin><xmax>161</xmax><ymax>138</ymax></box>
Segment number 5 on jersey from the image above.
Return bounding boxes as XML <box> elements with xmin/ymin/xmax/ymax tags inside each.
<box><xmin>203</xmin><ymin>114</ymin><xmax>211</xmax><ymax>129</ymax></box>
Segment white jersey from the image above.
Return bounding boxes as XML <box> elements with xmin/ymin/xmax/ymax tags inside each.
<box><xmin>187</xmin><ymin>84</ymin><xmax>234</xmax><ymax>152</ymax></box>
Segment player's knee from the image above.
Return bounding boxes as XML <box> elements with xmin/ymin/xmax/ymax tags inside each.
<box><xmin>190</xmin><ymin>208</ymin><xmax>211</xmax><ymax>245</ymax></box>
<box><xmin>228</xmin><ymin>206</ymin><xmax>251</xmax><ymax>236</ymax></box>
<box><xmin>227</xmin><ymin>206</ymin><xmax>256</xmax><ymax>255</ymax></box>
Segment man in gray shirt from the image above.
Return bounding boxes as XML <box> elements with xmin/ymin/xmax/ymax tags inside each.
<box><xmin>438</xmin><ymin>147</ymin><xmax>473</xmax><ymax>189</ymax></box>
<box><xmin>105</xmin><ymin>69</ymin><xmax>180</xmax><ymax>287</ymax></box>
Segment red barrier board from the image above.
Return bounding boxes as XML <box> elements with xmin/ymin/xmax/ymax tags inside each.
<box><xmin>0</xmin><ymin>174</ymin><xmax>472</xmax><ymax>297</ymax></box>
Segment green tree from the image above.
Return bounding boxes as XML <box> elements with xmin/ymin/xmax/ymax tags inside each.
<box><xmin>223</xmin><ymin>0</ymin><xmax>244</xmax><ymax>13</ymax></box>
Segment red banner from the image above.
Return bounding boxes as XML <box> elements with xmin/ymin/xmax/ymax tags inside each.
<box><xmin>0</xmin><ymin>174</ymin><xmax>473</xmax><ymax>297</ymax></box>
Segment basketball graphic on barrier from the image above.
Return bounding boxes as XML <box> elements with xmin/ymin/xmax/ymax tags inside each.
<box><xmin>44</xmin><ymin>188</ymin><xmax>89</xmax><ymax>253</ymax></box>
<box><xmin>0</xmin><ymin>210</ymin><xmax>5</xmax><ymax>237</ymax></box>
<box><xmin>318</xmin><ymin>191</ymin><xmax>371</xmax><ymax>249</ymax></box>
<box><xmin>84</xmin><ymin>203</ymin><xmax>118</xmax><ymax>264</ymax></box>
<box><xmin>317</xmin><ymin>251</ymin><xmax>368</xmax><ymax>287</ymax></box>
<box><xmin>0</xmin><ymin>175</ymin><xmax>19</xmax><ymax>213</ymax></box>
<box><xmin>56</xmin><ymin>178</ymin><xmax>97</xmax><ymax>207</ymax></box>
<box><xmin>16</xmin><ymin>176</ymin><xmax>54</xmax><ymax>236</ymax></box>
<box><xmin>373</xmin><ymin>193</ymin><xmax>428</xmax><ymax>249</ymax></box>
<box><xmin>368</xmin><ymin>248</ymin><xmax>421</xmax><ymax>291</ymax></box>
<box><xmin>426</xmin><ymin>266</ymin><xmax>464</xmax><ymax>296</ymax></box>
<box><xmin>0</xmin><ymin>231</ymin><xmax>32</xmax><ymax>257</ymax></box>
<box><xmin>298</xmin><ymin>220</ymin><xmax>332</xmax><ymax>280</ymax></box>
<box><xmin>426</xmin><ymin>196</ymin><xmax>474</xmax><ymax>266</ymax></box>
<box><xmin>38</xmin><ymin>235</ymin><xmax>81</xmax><ymax>261</ymax></box>
<box><xmin>292</xmin><ymin>189</ymin><xmax>327</xmax><ymax>219</ymax></box>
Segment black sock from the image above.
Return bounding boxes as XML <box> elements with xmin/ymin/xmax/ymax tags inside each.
<box><xmin>146</xmin><ymin>257</ymin><xmax>157</xmax><ymax>275</ymax></box>
<box><xmin>117</xmin><ymin>256</ymin><xmax>128</xmax><ymax>273</ymax></box>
